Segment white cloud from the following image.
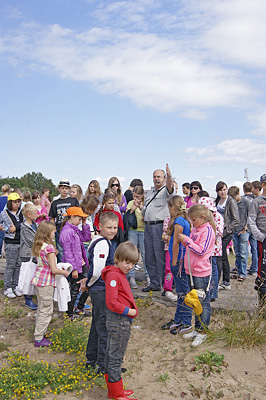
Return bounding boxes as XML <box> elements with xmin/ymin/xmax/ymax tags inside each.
<box><xmin>248</xmin><ymin>110</ymin><xmax>266</xmax><ymax>136</ymax></box>
<box><xmin>184</xmin><ymin>138</ymin><xmax>266</xmax><ymax>166</ymax></box>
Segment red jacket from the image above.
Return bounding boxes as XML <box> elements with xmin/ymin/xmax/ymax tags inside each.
<box><xmin>94</xmin><ymin>209</ymin><xmax>124</xmax><ymax>232</ymax></box>
<box><xmin>102</xmin><ymin>264</ymin><xmax>138</xmax><ymax>318</ymax></box>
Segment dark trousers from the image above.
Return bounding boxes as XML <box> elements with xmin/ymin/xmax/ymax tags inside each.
<box><xmin>67</xmin><ymin>272</ymin><xmax>89</xmax><ymax>316</ymax></box>
<box><xmin>55</xmin><ymin>231</ymin><xmax>63</xmax><ymax>263</ymax></box>
<box><xmin>144</xmin><ymin>223</ymin><xmax>165</xmax><ymax>290</ymax></box>
<box><xmin>104</xmin><ymin>311</ymin><xmax>132</xmax><ymax>383</ymax></box>
<box><xmin>256</xmin><ymin>240</ymin><xmax>266</xmax><ymax>305</ymax></box>
<box><xmin>217</xmin><ymin>234</ymin><xmax>232</xmax><ymax>284</ymax></box>
<box><xmin>86</xmin><ymin>290</ymin><xmax>107</xmax><ymax>370</ymax></box>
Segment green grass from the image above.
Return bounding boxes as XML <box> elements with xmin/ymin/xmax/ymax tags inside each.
<box><xmin>195</xmin><ymin>350</ymin><xmax>226</xmax><ymax>376</ymax></box>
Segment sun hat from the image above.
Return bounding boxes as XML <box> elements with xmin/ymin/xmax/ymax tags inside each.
<box><xmin>198</xmin><ymin>197</ymin><xmax>216</xmax><ymax>212</ymax></box>
<box><xmin>8</xmin><ymin>193</ymin><xmax>22</xmax><ymax>201</ymax></box>
<box><xmin>58</xmin><ymin>179</ymin><xmax>70</xmax><ymax>187</ymax></box>
<box><xmin>63</xmin><ymin>207</ymin><xmax>88</xmax><ymax>218</ymax></box>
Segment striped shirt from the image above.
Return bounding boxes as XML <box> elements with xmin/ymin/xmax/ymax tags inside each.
<box><xmin>31</xmin><ymin>243</ymin><xmax>56</xmax><ymax>287</ymax></box>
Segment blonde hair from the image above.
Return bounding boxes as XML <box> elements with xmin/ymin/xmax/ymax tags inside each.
<box><xmin>114</xmin><ymin>241</ymin><xmax>139</xmax><ymax>264</ymax></box>
<box><xmin>167</xmin><ymin>196</ymin><xmax>189</xmax><ymax>237</ymax></box>
<box><xmin>71</xmin><ymin>184</ymin><xmax>83</xmax><ymax>202</ymax></box>
<box><xmin>133</xmin><ymin>186</ymin><xmax>145</xmax><ymax>204</ymax></box>
<box><xmin>108</xmin><ymin>177</ymin><xmax>122</xmax><ymax>206</ymax></box>
<box><xmin>1</xmin><ymin>184</ymin><xmax>10</xmax><ymax>194</ymax></box>
<box><xmin>23</xmin><ymin>191</ymin><xmax>32</xmax><ymax>202</ymax></box>
<box><xmin>32</xmin><ymin>221</ymin><xmax>56</xmax><ymax>257</ymax></box>
<box><xmin>188</xmin><ymin>204</ymin><xmax>216</xmax><ymax>236</ymax></box>
<box><xmin>100</xmin><ymin>211</ymin><xmax>119</xmax><ymax>226</ymax></box>
<box><xmin>85</xmin><ymin>180</ymin><xmax>102</xmax><ymax>198</ymax></box>
<box><xmin>22</xmin><ymin>203</ymin><xmax>37</xmax><ymax>217</ymax></box>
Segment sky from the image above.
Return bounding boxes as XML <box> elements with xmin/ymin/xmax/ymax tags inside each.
<box><xmin>1</xmin><ymin>0</ymin><xmax>266</xmax><ymax>196</ymax></box>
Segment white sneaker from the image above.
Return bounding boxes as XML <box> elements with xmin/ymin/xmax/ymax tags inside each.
<box><xmin>218</xmin><ymin>284</ymin><xmax>231</xmax><ymax>290</ymax></box>
<box><xmin>165</xmin><ymin>291</ymin><xmax>178</xmax><ymax>302</ymax></box>
<box><xmin>4</xmin><ymin>288</ymin><xmax>16</xmax><ymax>298</ymax></box>
<box><xmin>14</xmin><ymin>286</ymin><xmax>23</xmax><ymax>297</ymax></box>
<box><xmin>135</xmin><ymin>264</ymin><xmax>141</xmax><ymax>271</ymax></box>
<box><xmin>183</xmin><ymin>330</ymin><xmax>198</xmax><ymax>339</ymax></box>
<box><xmin>145</xmin><ymin>277</ymin><xmax>151</xmax><ymax>287</ymax></box>
<box><xmin>129</xmin><ymin>277</ymin><xmax>138</xmax><ymax>289</ymax></box>
<box><xmin>191</xmin><ymin>333</ymin><xmax>207</xmax><ymax>347</ymax></box>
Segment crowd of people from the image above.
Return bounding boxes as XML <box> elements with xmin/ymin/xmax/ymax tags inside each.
<box><xmin>0</xmin><ymin>168</ymin><xmax>266</xmax><ymax>400</ymax></box>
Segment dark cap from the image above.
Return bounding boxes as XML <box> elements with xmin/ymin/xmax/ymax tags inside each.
<box><xmin>260</xmin><ymin>174</ymin><xmax>266</xmax><ymax>183</ymax></box>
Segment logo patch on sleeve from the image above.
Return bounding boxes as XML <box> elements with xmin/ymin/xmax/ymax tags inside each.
<box><xmin>99</xmin><ymin>254</ymin><xmax>105</xmax><ymax>258</ymax></box>
<box><xmin>110</xmin><ymin>280</ymin><xmax>117</xmax><ymax>287</ymax></box>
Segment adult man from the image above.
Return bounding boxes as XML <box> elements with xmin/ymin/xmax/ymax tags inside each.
<box><xmin>242</xmin><ymin>182</ymin><xmax>257</xmax><ymax>275</ymax></box>
<box><xmin>49</xmin><ymin>179</ymin><xmax>79</xmax><ymax>262</ymax></box>
<box><xmin>247</xmin><ymin>174</ymin><xmax>266</xmax><ymax>305</ymax></box>
<box><xmin>142</xmin><ymin>164</ymin><xmax>174</xmax><ymax>292</ymax></box>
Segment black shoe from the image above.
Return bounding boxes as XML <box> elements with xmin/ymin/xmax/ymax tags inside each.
<box><xmin>210</xmin><ymin>298</ymin><xmax>216</xmax><ymax>302</ymax></box>
<box><xmin>121</xmin><ymin>367</ymin><xmax>127</xmax><ymax>373</ymax></box>
<box><xmin>142</xmin><ymin>286</ymin><xmax>161</xmax><ymax>292</ymax></box>
<box><xmin>161</xmin><ymin>290</ymin><xmax>166</xmax><ymax>296</ymax></box>
<box><xmin>161</xmin><ymin>319</ymin><xmax>176</xmax><ymax>330</ymax></box>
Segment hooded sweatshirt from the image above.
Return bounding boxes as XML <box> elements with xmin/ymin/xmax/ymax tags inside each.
<box><xmin>102</xmin><ymin>264</ymin><xmax>138</xmax><ymax>319</ymax></box>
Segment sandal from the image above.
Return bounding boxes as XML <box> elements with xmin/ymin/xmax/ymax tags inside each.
<box><xmin>238</xmin><ymin>276</ymin><xmax>245</xmax><ymax>282</ymax></box>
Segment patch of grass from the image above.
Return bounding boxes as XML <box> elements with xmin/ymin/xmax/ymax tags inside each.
<box><xmin>156</xmin><ymin>372</ymin><xmax>170</xmax><ymax>383</ymax></box>
<box><xmin>209</xmin><ymin>308</ymin><xmax>266</xmax><ymax>348</ymax></box>
<box><xmin>3</xmin><ymin>298</ymin><xmax>24</xmax><ymax>319</ymax></box>
<box><xmin>0</xmin><ymin>280</ymin><xmax>4</xmax><ymax>288</ymax></box>
<box><xmin>0</xmin><ymin>350</ymin><xmax>99</xmax><ymax>399</ymax></box>
<box><xmin>135</xmin><ymin>293</ymin><xmax>153</xmax><ymax>310</ymax></box>
<box><xmin>0</xmin><ymin>342</ymin><xmax>10</xmax><ymax>352</ymax></box>
<box><xmin>195</xmin><ymin>350</ymin><xmax>226</xmax><ymax>376</ymax></box>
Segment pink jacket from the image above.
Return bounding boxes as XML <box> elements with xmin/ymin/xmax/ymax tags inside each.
<box><xmin>181</xmin><ymin>222</ymin><xmax>215</xmax><ymax>277</ymax></box>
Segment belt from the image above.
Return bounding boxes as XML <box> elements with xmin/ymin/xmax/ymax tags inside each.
<box><xmin>145</xmin><ymin>220</ymin><xmax>164</xmax><ymax>225</ymax></box>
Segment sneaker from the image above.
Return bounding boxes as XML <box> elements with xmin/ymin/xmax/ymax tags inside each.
<box><xmin>129</xmin><ymin>277</ymin><xmax>138</xmax><ymax>289</ymax></box>
<box><xmin>34</xmin><ymin>337</ymin><xmax>52</xmax><ymax>347</ymax></box>
<box><xmin>178</xmin><ymin>324</ymin><xmax>192</xmax><ymax>334</ymax></box>
<box><xmin>161</xmin><ymin>319</ymin><xmax>176</xmax><ymax>330</ymax></box>
<box><xmin>135</xmin><ymin>264</ymin><xmax>142</xmax><ymax>271</ymax></box>
<box><xmin>145</xmin><ymin>276</ymin><xmax>151</xmax><ymax>287</ymax></box>
<box><xmin>75</xmin><ymin>307</ymin><xmax>92</xmax><ymax>317</ymax></box>
<box><xmin>248</xmin><ymin>271</ymin><xmax>257</xmax><ymax>276</ymax></box>
<box><xmin>14</xmin><ymin>286</ymin><xmax>23</xmax><ymax>297</ymax></box>
<box><xmin>4</xmin><ymin>288</ymin><xmax>16</xmax><ymax>298</ymax></box>
<box><xmin>191</xmin><ymin>333</ymin><xmax>207</xmax><ymax>347</ymax></box>
<box><xmin>183</xmin><ymin>330</ymin><xmax>198</xmax><ymax>339</ymax></box>
<box><xmin>218</xmin><ymin>283</ymin><xmax>231</xmax><ymax>290</ymax></box>
<box><xmin>165</xmin><ymin>291</ymin><xmax>177</xmax><ymax>302</ymax></box>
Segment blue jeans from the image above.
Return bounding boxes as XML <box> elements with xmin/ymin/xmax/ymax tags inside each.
<box><xmin>55</xmin><ymin>231</ymin><xmax>63</xmax><ymax>263</ymax></box>
<box><xmin>187</xmin><ymin>274</ymin><xmax>211</xmax><ymax>331</ymax></box>
<box><xmin>0</xmin><ymin>230</ymin><xmax>4</xmax><ymax>256</ymax></box>
<box><xmin>249</xmin><ymin>233</ymin><xmax>258</xmax><ymax>273</ymax></box>
<box><xmin>144</xmin><ymin>223</ymin><xmax>165</xmax><ymax>290</ymax></box>
<box><xmin>127</xmin><ymin>230</ymin><xmax>148</xmax><ymax>278</ymax></box>
<box><xmin>209</xmin><ymin>256</ymin><xmax>218</xmax><ymax>299</ymax></box>
<box><xmin>171</xmin><ymin>261</ymin><xmax>192</xmax><ymax>326</ymax></box>
<box><xmin>233</xmin><ymin>232</ymin><xmax>249</xmax><ymax>277</ymax></box>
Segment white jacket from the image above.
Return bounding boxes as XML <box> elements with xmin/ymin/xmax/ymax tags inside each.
<box><xmin>53</xmin><ymin>263</ymin><xmax>73</xmax><ymax>312</ymax></box>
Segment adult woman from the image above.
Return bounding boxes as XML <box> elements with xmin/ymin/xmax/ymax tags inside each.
<box><xmin>85</xmin><ymin>180</ymin><xmax>103</xmax><ymax>201</ymax></box>
<box><xmin>185</xmin><ymin>181</ymin><xmax>203</xmax><ymax>208</ymax></box>
<box><xmin>108</xmin><ymin>177</ymin><xmax>127</xmax><ymax>213</ymax></box>
<box><xmin>215</xmin><ymin>181</ymin><xmax>239</xmax><ymax>290</ymax></box>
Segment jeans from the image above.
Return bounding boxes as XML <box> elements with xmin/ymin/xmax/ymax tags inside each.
<box><xmin>55</xmin><ymin>231</ymin><xmax>63</xmax><ymax>263</ymax></box>
<box><xmin>249</xmin><ymin>233</ymin><xmax>258</xmax><ymax>273</ymax></box>
<box><xmin>0</xmin><ymin>230</ymin><xmax>4</xmax><ymax>255</ymax></box>
<box><xmin>104</xmin><ymin>311</ymin><xmax>132</xmax><ymax>383</ymax></box>
<box><xmin>86</xmin><ymin>290</ymin><xmax>108</xmax><ymax>370</ymax></box>
<box><xmin>4</xmin><ymin>243</ymin><xmax>21</xmax><ymax>290</ymax></box>
<box><xmin>171</xmin><ymin>261</ymin><xmax>192</xmax><ymax>326</ymax></box>
<box><xmin>233</xmin><ymin>232</ymin><xmax>249</xmax><ymax>277</ymax></box>
<box><xmin>217</xmin><ymin>234</ymin><xmax>232</xmax><ymax>285</ymax></box>
<box><xmin>127</xmin><ymin>230</ymin><xmax>148</xmax><ymax>278</ymax></box>
<box><xmin>187</xmin><ymin>274</ymin><xmax>211</xmax><ymax>331</ymax></box>
<box><xmin>144</xmin><ymin>223</ymin><xmax>165</xmax><ymax>290</ymax></box>
<box><xmin>209</xmin><ymin>256</ymin><xmax>219</xmax><ymax>299</ymax></box>
<box><xmin>67</xmin><ymin>271</ymin><xmax>89</xmax><ymax>316</ymax></box>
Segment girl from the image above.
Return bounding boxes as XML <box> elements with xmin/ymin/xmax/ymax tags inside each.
<box><xmin>59</xmin><ymin>207</ymin><xmax>91</xmax><ymax>319</ymax></box>
<box><xmin>0</xmin><ymin>192</ymin><xmax>23</xmax><ymax>298</ymax></box>
<box><xmin>32</xmin><ymin>190</ymin><xmax>49</xmax><ymax>224</ymax></box>
<box><xmin>40</xmin><ymin>187</ymin><xmax>51</xmax><ymax>214</ymax></box>
<box><xmin>85</xmin><ymin>180</ymin><xmax>103</xmax><ymax>200</ymax></box>
<box><xmin>215</xmin><ymin>181</ymin><xmax>239</xmax><ymax>289</ymax></box>
<box><xmin>161</xmin><ymin>196</ymin><xmax>192</xmax><ymax>334</ymax></box>
<box><xmin>162</xmin><ymin>215</ymin><xmax>176</xmax><ymax>301</ymax></box>
<box><xmin>179</xmin><ymin>204</ymin><xmax>216</xmax><ymax>347</ymax></box>
<box><xmin>94</xmin><ymin>193</ymin><xmax>124</xmax><ymax>249</ymax></box>
<box><xmin>126</xmin><ymin>186</ymin><xmax>150</xmax><ymax>289</ymax></box>
<box><xmin>108</xmin><ymin>177</ymin><xmax>127</xmax><ymax>213</ymax></box>
<box><xmin>31</xmin><ymin>221</ymin><xmax>69</xmax><ymax>347</ymax></box>
<box><xmin>185</xmin><ymin>181</ymin><xmax>203</xmax><ymax>209</ymax></box>
<box><xmin>70</xmin><ymin>184</ymin><xmax>83</xmax><ymax>203</ymax></box>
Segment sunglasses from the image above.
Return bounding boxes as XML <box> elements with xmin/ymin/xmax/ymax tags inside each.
<box><xmin>191</xmin><ymin>186</ymin><xmax>199</xmax><ymax>190</ymax></box>
<box><xmin>111</xmin><ymin>183</ymin><xmax>119</xmax><ymax>187</ymax></box>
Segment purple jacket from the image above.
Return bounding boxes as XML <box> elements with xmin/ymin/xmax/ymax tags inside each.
<box><xmin>59</xmin><ymin>222</ymin><xmax>91</xmax><ymax>273</ymax></box>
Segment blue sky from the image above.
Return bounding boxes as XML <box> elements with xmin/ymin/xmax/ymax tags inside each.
<box><xmin>1</xmin><ymin>0</ymin><xmax>266</xmax><ymax>196</ymax></box>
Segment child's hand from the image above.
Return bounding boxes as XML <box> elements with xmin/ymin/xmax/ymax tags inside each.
<box><xmin>72</xmin><ymin>270</ymin><xmax>78</xmax><ymax>279</ymax></box>
<box><xmin>78</xmin><ymin>278</ymin><xmax>88</xmax><ymax>292</ymax></box>
<box><xmin>63</xmin><ymin>270</ymin><xmax>70</xmax><ymax>278</ymax></box>
<box><xmin>9</xmin><ymin>226</ymin><xmax>16</xmax><ymax>233</ymax></box>
<box><xmin>0</xmin><ymin>225</ymin><xmax>4</xmax><ymax>231</ymax></box>
<box><xmin>82</xmin><ymin>217</ymin><xmax>87</xmax><ymax>225</ymax></box>
<box><xmin>178</xmin><ymin>233</ymin><xmax>186</xmax><ymax>242</ymax></box>
<box><xmin>127</xmin><ymin>308</ymin><xmax>137</xmax><ymax>317</ymax></box>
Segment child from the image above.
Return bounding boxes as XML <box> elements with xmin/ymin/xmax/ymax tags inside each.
<box><xmin>0</xmin><ymin>192</ymin><xmax>23</xmax><ymax>298</ymax></box>
<box><xmin>179</xmin><ymin>204</ymin><xmax>216</xmax><ymax>347</ymax></box>
<box><xmin>162</xmin><ymin>214</ymin><xmax>176</xmax><ymax>301</ymax></box>
<box><xmin>161</xmin><ymin>196</ymin><xmax>192</xmax><ymax>334</ymax></box>
<box><xmin>70</xmin><ymin>184</ymin><xmax>83</xmax><ymax>203</ymax></box>
<box><xmin>31</xmin><ymin>221</ymin><xmax>70</xmax><ymax>347</ymax></box>
<box><xmin>32</xmin><ymin>190</ymin><xmax>49</xmax><ymax>224</ymax></box>
<box><xmin>108</xmin><ymin>177</ymin><xmax>127</xmax><ymax>213</ymax></box>
<box><xmin>94</xmin><ymin>192</ymin><xmax>124</xmax><ymax>249</ymax></box>
<box><xmin>40</xmin><ymin>187</ymin><xmax>51</xmax><ymax>214</ymax></box>
<box><xmin>59</xmin><ymin>207</ymin><xmax>91</xmax><ymax>319</ymax></box>
<box><xmin>20</xmin><ymin>203</ymin><xmax>39</xmax><ymax>310</ymax></box>
<box><xmin>79</xmin><ymin>212</ymin><xmax>118</xmax><ymax>374</ymax></box>
<box><xmin>102</xmin><ymin>241</ymin><xmax>139</xmax><ymax>400</ymax></box>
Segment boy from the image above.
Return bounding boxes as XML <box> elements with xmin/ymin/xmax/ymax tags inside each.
<box><xmin>49</xmin><ymin>179</ymin><xmax>79</xmax><ymax>262</ymax></box>
<box><xmin>79</xmin><ymin>211</ymin><xmax>118</xmax><ymax>374</ymax></box>
<box><xmin>102</xmin><ymin>241</ymin><xmax>139</xmax><ymax>400</ymax></box>
<box><xmin>228</xmin><ymin>186</ymin><xmax>249</xmax><ymax>280</ymax></box>
<box><xmin>252</xmin><ymin>180</ymin><xmax>262</xmax><ymax>197</ymax></box>
<box><xmin>182</xmin><ymin>182</ymin><xmax>190</xmax><ymax>197</ymax></box>
<box><xmin>20</xmin><ymin>203</ymin><xmax>39</xmax><ymax>310</ymax></box>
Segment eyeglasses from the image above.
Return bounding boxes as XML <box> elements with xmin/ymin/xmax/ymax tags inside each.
<box><xmin>191</xmin><ymin>186</ymin><xmax>199</xmax><ymax>190</ymax></box>
<box><xmin>111</xmin><ymin>183</ymin><xmax>119</xmax><ymax>188</ymax></box>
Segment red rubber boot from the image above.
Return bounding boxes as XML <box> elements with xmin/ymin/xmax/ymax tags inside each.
<box><xmin>104</xmin><ymin>374</ymin><xmax>134</xmax><ymax>399</ymax></box>
<box><xmin>107</xmin><ymin>378</ymin><xmax>137</xmax><ymax>400</ymax></box>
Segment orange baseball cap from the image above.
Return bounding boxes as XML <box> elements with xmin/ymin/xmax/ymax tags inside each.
<box><xmin>63</xmin><ymin>207</ymin><xmax>88</xmax><ymax>218</ymax></box>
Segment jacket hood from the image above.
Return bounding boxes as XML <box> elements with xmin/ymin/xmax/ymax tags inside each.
<box><xmin>102</xmin><ymin>264</ymin><xmax>119</xmax><ymax>282</ymax></box>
